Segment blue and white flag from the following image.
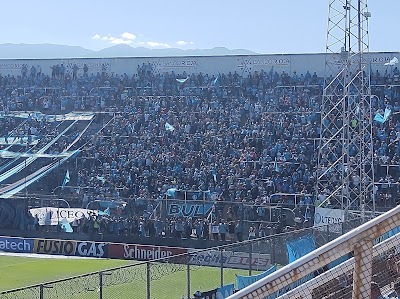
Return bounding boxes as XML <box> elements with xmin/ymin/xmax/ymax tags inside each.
<box><xmin>62</xmin><ymin>170</ymin><xmax>70</xmax><ymax>189</ymax></box>
<box><xmin>98</xmin><ymin>207</ymin><xmax>111</xmax><ymax>216</ymax></box>
<box><xmin>274</xmin><ymin>158</ymin><xmax>279</xmax><ymax>172</ymax></box>
<box><xmin>213</xmin><ymin>73</ymin><xmax>220</xmax><ymax>86</ymax></box>
<box><xmin>165</xmin><ymin>122</ymin><xmax>175</xmax><ymax>132</ymax></box>
<box><xmin>384</xmin><ymin>57</ymin><xmax>398</xmax><ymax>66</ymax></box>
<box><xmin>166</xmin><ymin>188</ymin><xmax>177</xmax><ymax>197</ymax></box>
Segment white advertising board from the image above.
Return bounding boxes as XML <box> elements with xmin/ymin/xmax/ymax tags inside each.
<box><xmin>313</xmin><ymin>207</ymin><xmax>345</xmax><ymax>233</ymax></box>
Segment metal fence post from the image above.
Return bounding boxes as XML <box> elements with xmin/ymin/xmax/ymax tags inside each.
<box><xmin>220</xmin><ymin>248</ymin><xmax>224</xmax><ymax>287</ymax></box>
<box><xmin>146</xmin><ymin>262</ymin><xmax>151</xmax><ymax>299</ymax></box>
<box><xmin>187</xmin><ymin>261</ymin><xmax>191</xmax><ymax>299</ymax></box>
<box><xmin>326</xmin><ymin>224</ymin><xmax>330</xmax><ymax>243</ymax></box>
<box><xmin>99</xmin><ymin>272</ymin><xmax>103</xmax><ymax>299</ymax></box>
<box><xmin>271</xmin><ymin>236</ymin><xmax>276</xmax><ymax>265</ymax></box>
<box><xmin>39</xmin><ymin>284</ymin><xmax>44</xmax><ymax>299</ymax></box>
<box><xmin>249</xmin><ymin>241</ymin><xmax>253</xmax><ymax>276</ymax></box>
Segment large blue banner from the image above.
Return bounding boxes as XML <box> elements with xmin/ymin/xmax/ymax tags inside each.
<box><xmin>236</xmin><ymin>265</ymin><xmax>277</xmax><ymax>290</ymax></box>
<box><xmin>216</xmin><ymin>284</ymin><xmax>234</xmax><ymax>299</ymax></box>
<box><xmin>168</xmin><ymin>202</ymin><xmax>213</xmax><ymax>217</ymax></box>
<box><xmin>286</xmin><ymin>234</ymin><xmax>316</xmax><ymax>263</ymax></box>
<box><xmin>258</xmin><ymin>234</ymin><xmax>317</xmax><ymax>298</ymax></box>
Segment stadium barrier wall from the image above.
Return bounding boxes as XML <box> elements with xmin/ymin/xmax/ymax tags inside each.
<box><xmin>0</xmin><ymin>220</ymin><xmax>365</xmax><ymax>299</ymax></box>
<box><xmin>226</xmin><ymin>204</ymin><xmax>400</xmax><ymax>299</ymax></box>
<box><xmin>0</xmin><ymin>228</ymin><xmax>229</xmax><ymax>249</ymax></box>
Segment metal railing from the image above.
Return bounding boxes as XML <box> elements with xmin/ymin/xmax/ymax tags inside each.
<box><xmin>227</xmin><ymin>204</ymin><xmax>400</xmax><ymax>299</ymax></box>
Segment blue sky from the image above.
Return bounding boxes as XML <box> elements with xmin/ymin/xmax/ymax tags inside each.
<box><xmin>0</xmin><ymin>0</ymin><xmax>398</xmax><ymax>53</ymax></box>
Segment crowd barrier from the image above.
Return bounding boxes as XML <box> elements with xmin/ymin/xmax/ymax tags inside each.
<box><xmin>0</xmin><ymin>219</ymin><xmax>365</xmax><ymax>299</ymax></box>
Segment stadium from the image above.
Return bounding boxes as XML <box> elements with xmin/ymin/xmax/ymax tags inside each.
<box><xmin>0</xmin><ymin>0</ymin><xmax>400</xmax><ymax>299</ymax></box>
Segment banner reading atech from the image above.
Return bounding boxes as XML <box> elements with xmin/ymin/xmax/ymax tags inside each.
<box><xmin>0</xmin><ymin>236</ymin><xmax>33</xmax><ymax>253</ymax></box>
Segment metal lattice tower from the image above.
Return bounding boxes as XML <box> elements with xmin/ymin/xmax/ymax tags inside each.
<box><xmin>316</xmin><ymin>0</ymin><xmax>375</xmax><ymax>219</ymax></box>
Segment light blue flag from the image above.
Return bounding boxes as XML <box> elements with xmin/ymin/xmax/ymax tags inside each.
<box><xmin>60</xmin><ymin>218</ymin><xmax>73</xmax><ymax>233</ymax></box>
<box><xmin>374</xmin><ymin>108</ymin><xmax>391</xmax><ymax>123</ymax></box>
<box><xmin>165</xmin><ymin>122</ymin><xmax>175</xmax><ymax>132</ymax></box>
<box><xmin>374</xmin><ymin>113</ymin><xmax>384</xmax><ymax>123</ymax></box>
<box><xmin>166</xmin><ymin>188</ymin><xmax>177</xmax><ymax>197</ymax></box>
<box><xmin>383</xmin><ymin>108</ymin><xmax>391</xmax><ymax>121</ymax></box>
<box><xmin>98</xmin><ymin>207</ymin><xmax>111</xmax><ymax>216</ymax></box>
<box><xmin>213</xmin><ymin>73</ymin><xmax>220</xmax><ymax>86</ymax></box>
<box><xmin>274</xmin><ymin>159</ymin><xmax>279</xmax><ymax>172</ymax></box>
<box><xmin>61</xmin><ymin>169</ymin><xmax>70</xmax><ymax>189</ymax></box>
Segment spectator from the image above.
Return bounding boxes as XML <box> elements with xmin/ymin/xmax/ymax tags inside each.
<box><xmin>370</xmin><ymin>282</ymin><xmax>385</xmax><ymax>299</ymax></box>
<box><xmin>211</xmin><ymin>220</ymin><xmax>219</xmax><ymax>241</ymax></box>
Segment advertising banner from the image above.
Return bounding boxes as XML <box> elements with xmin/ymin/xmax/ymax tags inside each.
<box><xmin>313</xmin><ymin>207</ymin><xmax>345</xmax><ymax>233</ymax></box>
<box><xmin>29</xmin><ymin>207</ymin><xmax>99</xmax><ymax>225</ymax></box>
<box><xmin>0</xmin><ymin>52</ymin><xmax>397</xmax><ymax>81</ymax></box>
<box><xmin>108</xmin><ymin>243</ymin><xmax>187</xmax><ymax>261</ymax></box>
<box><xmin>34</xmin><ymin>239</ymin><xmax>77</xmax><ymax>255</ymax></box>
<box><xmin>0</xmin><ymin>236</ymin><xmax>34</xmax><ymax>253</ymax></box>
<box><xmin>188</xmin><ymin>250</ymin><xmax>271</xmax><ymax>271</ymax></box>
<box><xmin>75</xmin><ymin>241</ymin><xmax>108</xmax><ymax>258</ymax></box>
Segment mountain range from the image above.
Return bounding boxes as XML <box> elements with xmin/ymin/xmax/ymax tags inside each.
<box><xmin>0</xmin><ymin>43</ymin><xmax>258</xmax><ymax>59</ymax></box>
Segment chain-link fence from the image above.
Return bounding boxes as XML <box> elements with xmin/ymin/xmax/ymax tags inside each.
<box><xmin>228</xmin><ymin>205</ymin><xmax>400</xmax><ymax>299</ymax></box>
<box><xmin>0</xmin><ymin>219</ymin><xmax>366</xmax><ymax>299</ymax></box>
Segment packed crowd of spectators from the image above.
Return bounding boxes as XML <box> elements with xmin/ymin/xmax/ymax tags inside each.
<box><xmin>0</xmin><ymin>62</ymin><xmax>399</xmax><ymax>240</ymax></box>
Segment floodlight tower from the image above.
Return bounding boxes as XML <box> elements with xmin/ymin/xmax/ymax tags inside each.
<box><xmin>316</xmin><ymin>0</ymin><xmax>374</xmax><ymax>219</ymax></box>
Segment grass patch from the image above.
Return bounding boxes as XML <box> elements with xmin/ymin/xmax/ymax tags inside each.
<box><xmin>0</xmin><ymin>256</ymin><xmax>132</xmax><ymax>291</ymax></box>
<box><xmin>0</xmin><ymin>255</ymin><xmax>255</xmax><ymax>298</ymax></box>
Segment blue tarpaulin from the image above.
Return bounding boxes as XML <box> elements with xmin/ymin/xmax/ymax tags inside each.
<box><xmin>236</xmin><ymin>265</ymin><xmax>277</xmax><ymax>290</ymax></box>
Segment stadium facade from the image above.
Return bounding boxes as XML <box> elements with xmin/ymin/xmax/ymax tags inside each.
<box><xmin>0</xmin><ymin>52</ymin><xmax>398</xmax><ymax>78</ymax></box>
